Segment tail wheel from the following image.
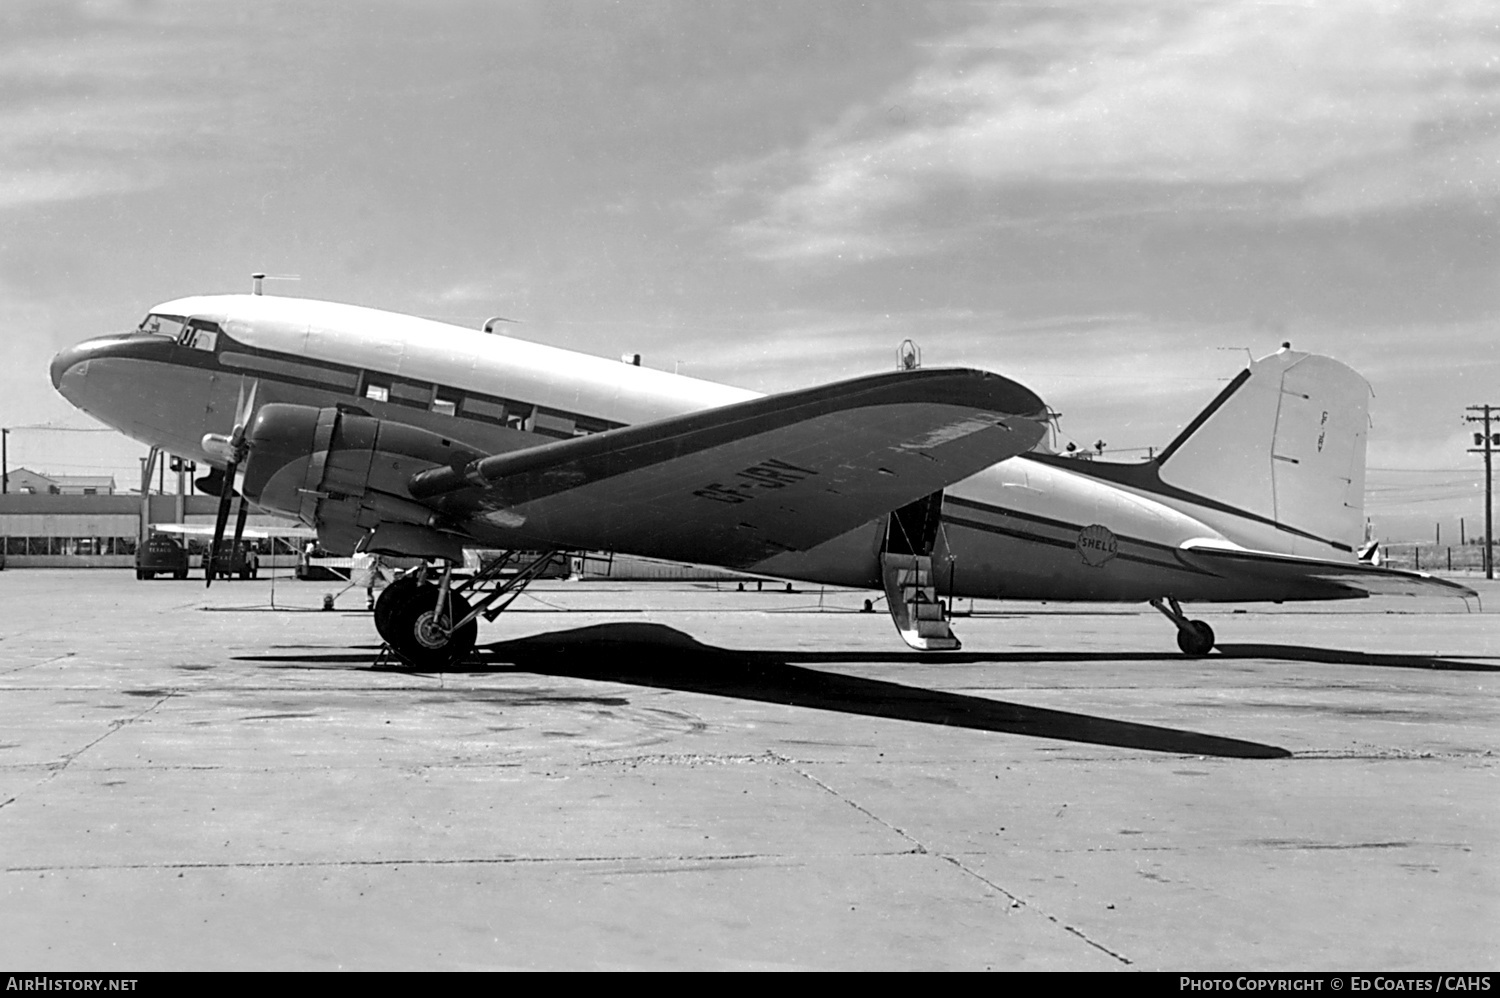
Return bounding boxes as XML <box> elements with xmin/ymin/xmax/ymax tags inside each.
<box><xmin>1176</xmin><ymin>620</ymin><xmax>1215</xmax><ymax>657</ymax></box>
<box><xmin>384</xmin><ymin>589</ymin><xmax>477</xmax><ymax>669</ymax></box>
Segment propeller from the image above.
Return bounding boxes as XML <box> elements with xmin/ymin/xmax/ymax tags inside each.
<box><xmin>203</xmin><ymin>380</ymin><xmax>258</xmax><ymax>588</ymax></box>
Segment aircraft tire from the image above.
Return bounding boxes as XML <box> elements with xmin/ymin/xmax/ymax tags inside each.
<box><xmin>1176</xmin><ymin>620</ymin><xmax>1215</xmax><ymax>657</ymax></box>
<box><xmin>141</xmin><ymin>570</ymin><xmax>154</xmax><ymax>580</ymax></box>
<box><xmin>374</xmin><ymin>575</ymin><xmax>429</xmax><ymax>642</ymax></box>
<box><xmin>385</xmin><ymin>590</ymin><xmax>477</xmax><ymax>670</ymax></box>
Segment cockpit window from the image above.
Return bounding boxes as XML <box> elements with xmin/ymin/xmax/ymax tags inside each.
<box><xmin>138</xmin><ymin>314</ymin><xmax>187</xmax><ymax>340</ymax></box>
<box><xmin>182</xmin><ymin>318</ymin><xmax>220</xmax><ymax>352</ymax></box>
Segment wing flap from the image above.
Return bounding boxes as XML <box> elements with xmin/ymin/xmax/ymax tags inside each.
<box><xmin>1179</xmin><ymin>539</ymin><xmax>1477</xmax><ymax>599</ymax></box>
<box><xmin>418</xmin><ymin>367</ymin><xmax>1048</xmax><ymax>567</ymax></box>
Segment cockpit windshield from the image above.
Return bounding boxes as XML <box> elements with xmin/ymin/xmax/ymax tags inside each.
<box><xmin>138</xmin><ymin>313</ymin><xmax>187</xmax><ymax>340</ymax></box>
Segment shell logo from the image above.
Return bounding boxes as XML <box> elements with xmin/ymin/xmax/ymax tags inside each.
<box><xmin>1076</xmin><ymin>524</ymin><xmax>1118</xmax><ymax>568</ymax></box>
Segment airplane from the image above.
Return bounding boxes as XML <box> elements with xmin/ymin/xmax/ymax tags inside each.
<box><xmin>49</xmin><ymin>293</ymin><xmax>1475</xmax><ymax>667</ymax></box>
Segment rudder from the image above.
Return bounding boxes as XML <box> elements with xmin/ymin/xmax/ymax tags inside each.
<box><xmin>1156</xmin><ymin>348</ymin><xmax>1370</xmax><ymax>551</ymax></box>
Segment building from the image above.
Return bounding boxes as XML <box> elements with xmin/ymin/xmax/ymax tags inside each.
<box><xmin>0</xmin><ymin>493</ymin><xmax>299</xmax><ymax>568</ymax></box>
<box><xmin>3</xmin><ymin>468</ymin><xmax>117</xmax><ymax>495</ymax></box>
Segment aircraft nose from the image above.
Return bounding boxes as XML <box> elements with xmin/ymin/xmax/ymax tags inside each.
<box><xmin>50</xmin><ymin>342</ymin><xmax>90</xmax><ymax>394</ymax></box>
<box><xmin>50</xmin><ymin>331</ymin><xmax>149</xmax><ymax>403</ymax></box>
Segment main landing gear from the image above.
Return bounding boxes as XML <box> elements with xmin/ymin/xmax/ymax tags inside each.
<box><xmin>1150</xmin><ymin>596</ymin><xmax>1215</xmax><ymax>656</ymax></box>
<box><xmin>373</xmin><ymin>550</ymin><xmax>562</xmax><ymax>669</ymax></box>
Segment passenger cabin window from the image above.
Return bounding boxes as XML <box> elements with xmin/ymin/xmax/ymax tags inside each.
<box><xmin>431</xmin><ymin>392</ymin><xmax>459</xmax><ymax>417</ymax></box>
<box><xmin>573</xmin><ymin>415</ymin><xmax>613</xmax><ymax>436</ymax></box>
<box><xmin>461</xmin><ymin>395</ymin><xmax>508</xmax><ymax>425</ymax></box>
<box><xmin>532</xmin><ymin>409</ymin><xmax>575</xmax><ymax>439</ymax></box>
<box><xmin>389</xmin><ymin>380</ymin><xmax>432</xmax><ymax>409</ymax></box>
<box><xmin>363</xmin><ymin>377</ymin><xmax>390</xmax><ymax>403</ymax></box>
<box><xmin>506</xmin><ymin>403</ymin><xmax>533</xmax><ymax>432</ymax></box>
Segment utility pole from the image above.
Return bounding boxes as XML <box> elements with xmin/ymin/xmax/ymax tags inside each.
<box><xmin>1467</xmin><ymin>404</ymin><xmax>1498</xmax><ymax>580</ymax></box>
<box><xmin>1</xmin><ymin>427</ymin><xmax>7</xmax><ymax>494</ymax></box>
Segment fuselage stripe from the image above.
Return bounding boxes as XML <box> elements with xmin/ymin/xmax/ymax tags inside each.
<box><xmin>944</xmin><ymin>493</ymin><xmax>1184</xmax><ymax>556</ymax></box>
<box><xmin>941</xmin><ymin>514</ymin><xmax>1218</xmax><ymax>577</ymax></box>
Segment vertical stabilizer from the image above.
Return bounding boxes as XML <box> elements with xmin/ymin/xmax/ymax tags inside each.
<box><xmin>1156</xmin><ymin>348</ymin><xmax>1370</xmax><ymax>551</ymax></box>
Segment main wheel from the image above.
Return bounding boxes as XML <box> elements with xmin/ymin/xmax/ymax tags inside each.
<box><xmin>384</xmin><ymin>590</ymin><xmax>477</xmax><ymax>669</ymax></box>
<box><xmin>374</xmin><ymin>574</ymin><xmax>429</xmax><ymax>641</ymax></box>
<box><xmin>1176</xmin><ymin>619</ymin><xmax>1215</xmax><ymax>656</ymax></box>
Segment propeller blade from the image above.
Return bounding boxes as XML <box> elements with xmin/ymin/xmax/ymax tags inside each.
<box><xmin>208</xmin><ymin>379</ymin><xmax>259</xmax><ymax>588</ymax></box>
<box><xmin>230</xmin><ymin>491</ymin><xmax>250</xmax><ymax>557</ymax></box>
<box><xmin>233</xmin><ymin>379</ymin><xmax>259</xmax><ymax>439</ymax></box>
<box><xmin>205</xmin><ymin>460</ymin><xmax>237</xmax><ymax>589</ymax></box>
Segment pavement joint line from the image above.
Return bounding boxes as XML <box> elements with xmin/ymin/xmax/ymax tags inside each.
<box><xmin>931</xmin><ymin>852</ymin><xmax>1135</xmax><ymax>966</ymax></box>
<box><xmin>581</xmin><ymin>751</ymin><xmax>786</xmax><ymax>767</ymax></box>
<box><xmin>775</xmin><ymin>752</ymin><xmax>1134</xmax><ymax>968</ymax></box>
<box><xmin>0</xmin><ymin>763</ymin><xmax>228</xmax><ymax>773</ymax></box>
<box><xmin>2</xmin><ymin>849</ymin><xmax>925</xmax><ymax>874</ymax></box>
<box><xmin>1</xmin><ymin>691</ymin><xmax>178</xmax><ymax>809</ymax></box>
<box><xmin>0</xmin><ymin>652</ymin><xmax>76</xmax><ymax>675</ymax></box>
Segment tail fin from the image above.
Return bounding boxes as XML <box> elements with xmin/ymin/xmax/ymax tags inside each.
<box><xmin>1156</xmin><ymin>347</ymin><xmax>1370</xmax><ymax>550</ymax></box>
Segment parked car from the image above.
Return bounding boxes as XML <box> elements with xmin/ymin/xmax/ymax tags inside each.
<box><xmin>136</xmin><ymin>533</ymin><xmax>188</xmax><ymax>580</ymax></box>
<box><xmin>210</xmin><ymin>542</ymin><xmax>260</xmax><ymax>580</ymax></box>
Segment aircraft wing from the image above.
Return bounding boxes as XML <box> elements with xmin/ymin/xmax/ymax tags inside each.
<box><xmin>149</xmin><ymin>522</ymin><xmax>318</xmax><ymax>540</ymax></box>
<box><xmin>1178</xmin><ymin>539</ymin><xmax>1478</xmax><ymax>600</ymax></box>
<box><xmin>412</xmin><ymin>367</ymin><xmax>1049</xmax><ymax>567</ymax></box>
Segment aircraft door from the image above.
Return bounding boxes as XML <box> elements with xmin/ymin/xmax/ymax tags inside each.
<box><xmin>884</xmin><ymin>490</ymin><xmax>943</xmax><ymax>557</ymax></box>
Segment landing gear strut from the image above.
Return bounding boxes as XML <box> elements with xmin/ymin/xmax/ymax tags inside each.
<box><xmin>1150</xmin><ymin>596</ymin><xmax>1215</xmax><ymax>656</ymax></box>
<box><xmin>373</xmin><ymin>550</ymin><xmax>561</xmax><ymax>669</ymax></box>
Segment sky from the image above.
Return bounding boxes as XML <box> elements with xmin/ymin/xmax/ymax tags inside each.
<box><xmin>2</xmin><ymin>0</ymin><xmax>1498</xmax><ymax>540</ymax></box>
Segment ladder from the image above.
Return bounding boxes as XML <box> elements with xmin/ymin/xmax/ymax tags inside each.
<box><xmin>880</xmin><ymin>551</ymin><xmax>960</xmax><ymax>651</ymax></box>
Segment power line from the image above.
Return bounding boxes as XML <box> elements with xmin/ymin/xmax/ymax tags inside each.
<box><xmin>1368</xmin><ymin>466</ymin><xmax>1483</xmax><ymax>474</ymax></box>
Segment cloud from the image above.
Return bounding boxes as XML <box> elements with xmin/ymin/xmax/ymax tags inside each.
<box><xmin>0</xmin><ymin>6</ymin><xmax>302</xmax><ymax>211</ymax></box>
<box><xmin>727</xmin><ymin>0</ymin><xmax>1500</xmax><ymax>261</ymax></box>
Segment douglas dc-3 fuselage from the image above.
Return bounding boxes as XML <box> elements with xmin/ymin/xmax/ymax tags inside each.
<box><xmin>50</xmin><ymin>294</ymin><xmax>1472</xmax><ymax>666</ymax></box>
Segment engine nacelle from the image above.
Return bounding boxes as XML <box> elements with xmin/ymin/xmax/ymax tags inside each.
<box><xmin>242</xmin><ymin>404</ymin><xmax>483</xmax><ymax>556</ymax></box>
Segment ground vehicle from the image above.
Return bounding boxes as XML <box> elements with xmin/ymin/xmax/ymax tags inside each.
<box><xmin>135</xmin><ymin>533</ymin><xmax>189</xmax><ymax>580</ymax></box>
<box><xmin>210</xmin><ymin>542</ymin><xmax>260</xmax><ymax>580</ymax></box>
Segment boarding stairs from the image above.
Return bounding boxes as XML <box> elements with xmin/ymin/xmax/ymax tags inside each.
<box><xmin>881</xmin><ymin>551</ymin><xmax>960</xmax><ymax>651</ymax></box>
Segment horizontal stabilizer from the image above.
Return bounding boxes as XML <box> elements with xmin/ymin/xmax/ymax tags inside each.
<box><xmin>417</xmin><ymin>367</ymin><xmax>1049</xmax><ymax>567</ymax></box>
<box><xmin>1178</xmin><ymin>539</ymin><xmax>1478</xmax><ymax>600</ymax></box>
